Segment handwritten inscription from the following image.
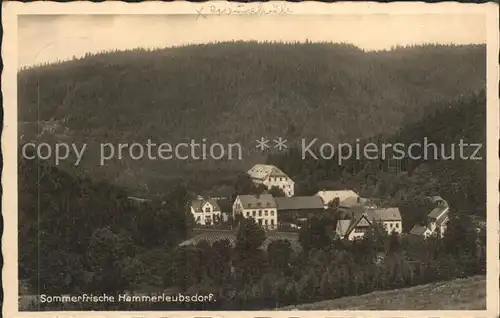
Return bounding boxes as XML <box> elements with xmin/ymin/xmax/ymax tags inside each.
<box><xmin>196</xmin><ymin>3</ymin><xmax>292</xmax><ymax>19</ymax></box>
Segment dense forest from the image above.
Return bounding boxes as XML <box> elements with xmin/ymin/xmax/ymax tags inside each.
<box><xmin>18</xmin><ymin>42</ymin><xmax>486</xmax><ymax>195</ymax></box>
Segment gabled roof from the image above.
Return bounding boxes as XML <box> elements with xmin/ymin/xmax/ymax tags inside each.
<box><xmin>345</xmin><ymin>212</ymin><xmax>374</xmax><ymax>236</ymax></box>
<box><xmin>409</xmin><ymin>225</ymin><xmax>429</xmax><ymax>236</ymax></box>
<box><xmin>315</xmin><ymin>190</ymin><xmax>358</xmax><ymax>205</ymax></box>
<box><xmin>247</xmin><ymin>164</ymin><xmax>289</xmax><ymax>181</ymax></box>
<box><xmin>336</xmin><ymin>220</ymin><xmax>351</xmax><ymax>237</ymax></box>
<box><xmin>435</xmin><ymin>214</ymin><xmax>449</xmax><ymax>226</ymax></box>
<box><xmin>373</xmin><ymin>208</ymin><xmax>402</xmax><ymax>221</ymax></box>
<box><xmin>236</xmin><ymin>194</ymin><xmax>277</xmax><ymax>209</ymax></box>
<box><xmin>275</xmin><ymin>196</ymin><xmax>324</xmax><ymax>211</ymax></box>
<box><xmin>191</xmin><ymin>198</ymin><xmax>221</xmax><ymax>212</ymax></box>
<box><xmin>340</xmin><ymin>196</ymin><xmax>366</xmax><ymax>208</ymax></box>
<box><xmin>341</xmin><ymin>207</ymin><xmax>402</xmax><ymax>236</ymax></box>
<box><xmin>428</xmin><ymin>206</ymin><xmax>449</xmax><ymax>220</ymax></box>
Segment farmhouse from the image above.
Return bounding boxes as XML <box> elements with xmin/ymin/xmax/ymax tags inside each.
<box><xmin>247</xmin><ymin>164</ymin><xmax>295</xmax><ymax>197</ymax></box>
<box><xmin>336</xmin><ymin>207</ymin><xmax>403</xmax><ymax>240</ymax></box>
<box><xmin>190</xmin><ymin>197</ymin><xmax>222</xmax><ymax>226</ymax></box>
<box><xmin>274</xmin><ymin>196</ymin><xmax>325</xmax><ymax>225</ymax></box>
<box><xmin>409</xmin><ymin>196</ymin><xmax>450</xmax><ymax>238</ymax></box>
<box><xmin>232</xmin><ymin>194</ymin><xmax>278</xmax><ymax>230</ymax></box>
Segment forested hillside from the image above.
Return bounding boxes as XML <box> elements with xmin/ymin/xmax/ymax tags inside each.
<box><xmin>267</xmin><ymin>90</ymin><xmax>486</xmax><ymax>230</ymax></box>
<box><xmin>18</xmin><ymin>42</ymin><xmax>486</xmax><ymax>195</ymax></box>
<box><xmin>18</xmin><ymin>157</ymin><xmax>194</xmax><ymax>295</ymax></box>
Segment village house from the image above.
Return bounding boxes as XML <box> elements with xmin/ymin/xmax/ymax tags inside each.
<box><xmin>247</xmin><ymin>164</ymin><xmax>295</xmax><ymax>197</ymax></box>
<box><xmin>274</xmin><ymin>196</ymin><xmax>325</xmax><ymax>226</ymax></box>
<box><xmin>315</xmin><ymin>189</ymin><xmax>359</xmax><ymax>209</ymax></box>
<box><xmin>315</xmin><ymin>189</ymin><xmax>377</xmax><ymax>219</ymax></box>
<box><xmin>335</xmin><ymin>207</ymin><xmax>403</xmax><ymax>240</ymax></box>
<box><xmin>232</xmin><ymin>194</ymin><xmax>278</xmax><ymax>230</ymax></box>
<box><xmin>190</xmin><ymin>197</ymin><xmax>222</xmax><ymax>226</ymax></box>
<box><xmin>409</xmin><ymin>196</ymin><xmax>450</xmax><ymax>238</ymax></box>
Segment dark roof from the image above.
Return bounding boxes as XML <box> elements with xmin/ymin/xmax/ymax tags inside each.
<box><xmin>409</xmin><ymin>225</ymin><xmax>429</xmax><ymax>236</ymax></box>
<box><xmin>237</xmin><ymin>194</ymin><xmax>277</xmax><ymax>209</ymax></box>
<box><xmin>179</xmin><ymin>229</ymin><xmax>302</xmax><ymax>253</ymax></box>
<box><xmin>274</xmin><ymin>196</ymin><xmax>324</xmax><ymax>211</ymax></box>
<box><xmin>428</xmin><ymin>206</ymin><xmax>449</xmax><ymax>220</ymax></box>
<box><xmin>190</xmin><ymin>198</ymin><xmax>221</xmax><ymax>212</ymax></box>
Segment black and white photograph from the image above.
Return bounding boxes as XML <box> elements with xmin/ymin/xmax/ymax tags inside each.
<box><xmin>2</xmin><ymin>1</ymin><xmax>499</xmax><ymax>316</ymax></box>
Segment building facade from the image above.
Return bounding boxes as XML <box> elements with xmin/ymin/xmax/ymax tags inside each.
<box><xmin>275</xmin><ymin>196</ymin><xmax>325</xmax><ymax>225</ymax></box>
<box><xmin>409</xmin><ymin>196</ymin><xmax>450</xmax><ymax>238</ymax></box>
<box><xmin>190</xmin><ymin>197</ymin><xmax>222</xmax><ymax>226</ymax></box>
<box><xmin>232</xmin><ymin>194</ymin><xmax>278</xmax><ymax>230</ymax></box>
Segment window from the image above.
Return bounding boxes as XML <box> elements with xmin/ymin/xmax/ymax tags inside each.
<box><xmin>354</xmin><ymin>227</ymin><xmax>366</xmax><ymax>233</ymax></box>
<box><xmin>396</xmin><ymin>223</ymin><xmax>400</xmax><ymax>229</ymax></box>
<box><xmin>271</xmin><ymin>211</ymin><xmax>275</xmax><ymax>216</ymax></box>
<box><xmin>196</xmin><ymin>216</ymin><xmax>201</xmax><ymax>222</ymax></box>
<box><xmin>271</xmin><ymin>219</ymin><xmax>275</xmax><ymax>226</ymax></box>
<box><xmin>205</xmin><ymin>207</ymin><xmax>211</xmax><ymax>213</ymax></box>
<box><xmin>265</xmin><ymin>210</ymin><xmax>268</xmax><ymax>216</ymax></box>
<box><xmin>258</xmin><ymin>219</ymin><xmax>262</xmax><ymax>225</ymax></box>
<box><xmin>259</xmin><ymin>210</ymin><xmax>262</xmax><ymax>217</ymax></box>
<box><xmin>246</xmin><ymin>211</ymin><xmax>250</xmax><ymax>217</ymax></box>
<box><xmin>252</xmin><ymin>211</ymin><xmax>256</xmax><ymax>217</ymax></box>
<box><xmin>265</xmin><ymin>220</ymin><xmax>268</xmax><ymax>225</ymax></box>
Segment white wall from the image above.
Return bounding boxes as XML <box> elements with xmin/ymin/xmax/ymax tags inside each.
<box><xmin>191</xmin><ymin>202</ymin><xmax>221</xmax><ymax>225</ymax></box>
<box><xmin>263</xmin><ymin>176</ymin><xmax>295</xmax><ymax>197</ymax></box>
<box><xmin>240</xmin><ymin>208</ymin><xmax>278</xmax><ymax>229</ymax></box>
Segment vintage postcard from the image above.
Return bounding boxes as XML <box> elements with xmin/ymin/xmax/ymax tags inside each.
<box><xmin>2</xmin><ymin>1</ymin><xmax>499</xmax><ymax>317</ymax></box>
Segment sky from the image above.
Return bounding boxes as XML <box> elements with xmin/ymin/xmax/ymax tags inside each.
<box><xmin>18</xmin><ymin>14</ymin><xmax>486</xmax><ymax>68</ymax></box>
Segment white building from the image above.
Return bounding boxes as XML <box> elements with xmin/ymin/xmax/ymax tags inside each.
<box><xmin>232</xmin><ymin>194</ymin><xmax>278</xmax><ymax>230</ymax></box>
<box><xmin>315</xmin><ymin>190</ymin><xmax>359</xmax><ymax>208</ymax></box>
<box><xmin>247</xmin><ymin>164</ymin><xmax>295</xmax><ymax>197</ymax></box>
<box><xmin>336</xmin><ymin>207</ymin><xmax>403</xmax><ymax>240</ymax></box>
<box><xmin>190</xmin><ymin>197</ymin><xmax>222</xmax><ymax>225</ymax></box>
<box><xmin>409</xmin><ymin>196</ymin><xmax>450</xmax><ymax>238</ymax></box>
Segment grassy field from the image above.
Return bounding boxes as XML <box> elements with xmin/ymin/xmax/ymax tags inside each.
<box><xmin>281</xmin><ymin>275</ymin><xmax>486</xmax><ymax>310</ymax></box>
